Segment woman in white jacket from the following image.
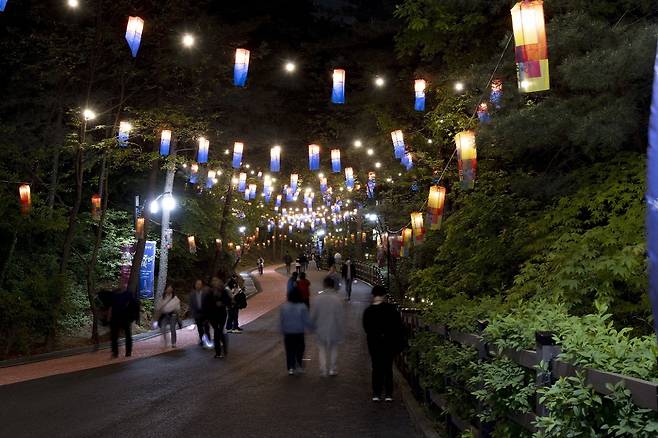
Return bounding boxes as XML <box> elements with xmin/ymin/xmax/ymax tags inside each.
<box><xmin>310</xmin><ymin>277</ymin><xmax>346</xmax><ymax>376</ymax></box>
<box><xmin>155</xmin><ymin>286</ymin><xmax>181</xmax><ymax>348</ymax></box>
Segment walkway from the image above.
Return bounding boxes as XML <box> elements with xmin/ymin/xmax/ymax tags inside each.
<box><xmin>0</xmin><ymin>267</ymin><xmax>419</xmax><ymax>437</ymax></box>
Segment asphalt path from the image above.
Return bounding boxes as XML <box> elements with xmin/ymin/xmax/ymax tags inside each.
<box><xmin>0</xmin><ymin>268</ymin><xmax>418</xmax><ymax>438</ymax></box>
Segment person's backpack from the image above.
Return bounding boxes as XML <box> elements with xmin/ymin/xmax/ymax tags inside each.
<box><xmin>235</xmin><ymin>289</ymin><xmax>248</xmax><ymax>309</ymax></box>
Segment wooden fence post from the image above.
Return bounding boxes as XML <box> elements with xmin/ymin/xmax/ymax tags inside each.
<box><xmin>535</xmin><ymin>331</ymin><xmax>560</xmax><ymax>417</ymax></box>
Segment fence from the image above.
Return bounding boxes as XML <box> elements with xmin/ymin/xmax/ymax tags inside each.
<box><xmin>316</xmin><ymin>258</ymin><xmax>386</xmax><ymax>288</ymax></box>
<box><xmin>398</xmin><ymin>310</ymin><xmax>658</xmax><ymax>437</ymax></box>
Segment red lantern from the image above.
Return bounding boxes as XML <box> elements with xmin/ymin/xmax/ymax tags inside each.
<box><xmin>91</xmin><ymin>194</ymin><xmax>101</xmax><ymax>220</ymax></box>
<box><xmin>19</xmin><ymin>184</ymin><xmax>31</xmax><ymax>215</ymax></box>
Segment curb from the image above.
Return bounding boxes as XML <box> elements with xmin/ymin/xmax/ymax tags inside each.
<box><xmin>394</xmin><ymin>367</ymin><xmax>440</xmax><ymax>438</ymax></box>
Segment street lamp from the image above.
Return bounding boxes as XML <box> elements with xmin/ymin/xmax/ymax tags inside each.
<box><xmin>374</xmin><ymin>76</ymin><xmax>385</xmax><ymax>87</ymax></box>
<box><xmin>83</xmin><ymin>108</ymin><xmax>96</xmax><ymax>121</ymax></box>
<box><xmin>182</xmin><ymin>33</ymin><xmax>195</xmax><ymax>48</ymax></box>
<box><xmin>67</xmin><ymin>0</ymin><xmax>79</xmax><ymax>8</ymax></box>
<box><xmin>454</xmin><ymin>82</ymin><xmax>465</xmax><ymax>92</ymax></box>
<box><xmin>149</xmin><ymin>192</ymin><xmax>177</xmax><ymax>214</ymax></box>
<box><xmin>285</xmin><ymin>62</ymin><xmax>296</xmax><ymax>73</ymax></box>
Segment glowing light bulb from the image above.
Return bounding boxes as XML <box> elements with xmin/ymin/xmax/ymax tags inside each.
<box><xmin>182</xmin><ymin>34</ymin><xmax>195</xmax><ymax>48</ymax></box>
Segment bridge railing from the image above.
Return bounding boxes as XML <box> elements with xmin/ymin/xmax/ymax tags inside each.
<box><xmin>398</xmin><ymin>309</ymin><xmax>658</xmax><ymax>437</ymax></box>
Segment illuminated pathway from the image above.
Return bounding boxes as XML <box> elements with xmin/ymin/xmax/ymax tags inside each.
<box><xmin>0</xmin><ymin>268</ymin><xmax>419</xmax><ymax>437</ymax></box>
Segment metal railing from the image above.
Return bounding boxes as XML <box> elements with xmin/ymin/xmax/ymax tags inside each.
<box><xmin>399</xmin><ymin>310</ymin><xmax>658</xmax><ymax>437</ymax></box>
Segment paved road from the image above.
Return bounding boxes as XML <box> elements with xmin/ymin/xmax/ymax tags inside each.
<box><xmin>0</xmin><ymin>268</ymin><xmax>418</xmax><ymax>438</ymax></box>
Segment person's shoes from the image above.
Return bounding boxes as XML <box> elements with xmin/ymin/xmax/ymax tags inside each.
<box><xmin>329</xmin><ymin>369</ymin><xmax>338</xmax><ymax>376</ymax></box>
<box><xmin>372</xmin><ymin>397</ymin><xmax>381</xmax><ymax>402</ymax></box>
<box><xmin>215</xmin><ymin>352</ymin><xmax>225</xmax><ymax>358</ymax></box>
<box><xmin>288</xmin><ymin>369</ymin><xmax>295</xmax><ymax>375</ymax></box>
<box><xmin>384</xmin><ymin>397</ymin><xmax>393</xmax><ymax>402</ymax></box>
<box><xmin>236</xmin><ymin>327</ymin><xmax>244</xmax><ymax>332</ymax></box>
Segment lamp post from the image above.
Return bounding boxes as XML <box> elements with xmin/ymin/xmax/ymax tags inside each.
<box><xmin>154</xmin><ymin>142</ymin><xmax>177</xmax><ymax>304</ymax></box>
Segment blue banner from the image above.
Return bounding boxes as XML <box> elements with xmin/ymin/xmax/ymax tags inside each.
<box><xmin>139</xmin><ymin>241</ymin><xmax>156</xmax><ymax>299</ymax></box>
<box><xmin>647</xmin><ymin>43</ymin><xmax>658</xmax><ymax>338</ymax></box>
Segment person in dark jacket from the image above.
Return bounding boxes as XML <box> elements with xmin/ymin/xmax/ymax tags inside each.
<box><xmin>208</xmin><ymin>277</ymin><xmax>232</xmax><ymax>358</ymax></box>
<box><xmin>189</xmin><ymin>279</ymin><xmax>210</xmax><ymax>346</ymax></box>
<box><xmin>341</xmin><ymin>258</ymin><xmax>355</xmax><ymax>301</ymax></box>
<box><xmin>284</xmin><ymin>252</ymin><xmax>293</xmax><ymax>274</ymax></box>
<box><xmin>297</xmin><ymin>272</ymin><xmax>311</xmax><ymax>307</ymax></box>
<box><xmin>362</xmin><ymin>285</ymin><xmax>404</xmax><ymax>402</ymax></box>
<box><xmin>280</xmin><ymin>287</ymin><xmax>313</xmax><ymax>375</ymax></box>
<box><xmin>287</xmin><ymin>272</ymin><xmax>298</xmax><ymax>298</ymax></box>
<box><xmin>109</xmin><ymin>288</ymin><xmax>138</xmax><ymax>358</ymax></box>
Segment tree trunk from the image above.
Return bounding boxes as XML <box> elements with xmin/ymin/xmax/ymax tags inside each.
<box><xmin>47</xmin><ymin>105</ymin><xmax>65</xmax><ymax>214</ymax></box>
<box><xmin>213</xmin><ymin>178</ymin><xmax>235</xmax><ymax>277</ymax></box>
<box><xmin>154</xmin><ymin>143</ymin><xmax>177</xmax><ymax>306</ymax></box>
<box><xmin>0</xmin><ymin>230</ymin><xmax>18</xmax><ymax>289</ymax></box>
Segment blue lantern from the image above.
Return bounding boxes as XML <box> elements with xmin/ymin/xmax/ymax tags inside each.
<box><xmin>160</xmin><ymin>130</ymin><xmax>172</xmax><ymax>156</ymax></box>
<box><xmin>197</xmin><ymin>137</ymin><xmax>209</xmax><ymax>164</ymax></box>
<box><xmin>125</xmin><ymin>17</ymin><xmax>144</xmax><ymax>58</ymax></box>
<box><xmin>238</xmin><ymin>172</ymin><xmax>247</xmax><ymax>192</ymax></box>
<box><xmin>232</xmin><ymin>142</ymin><xmax>243</xmax><ymax>169</ymax></box>
<box><xmin>331</xmin><ymin>149</ymin><xmax>341</xmax><ymax>173</ymax></box>
<box><xmin>234</xmin><ymin>49</ymin><xmax>250</xmax><ymax>87</ymax></box>
<box><xmin>286</xmin><ymin>186</ymin><xmax>294</xmax><ymax>202</ymax></box>
<box><xmin>249</xmin><ymin>184</ymin><xmax>257</xmax><ymax>200</ymax></box>
<box><xmin>332</xmin><ymin>69</ymin><xmax>345</xmax><ymax>104</ymax></box>
<box><xmin>0</xmin><ymin>0</ymin><xmax>8</xmax><ymax>12</ymax></box>
<box><xmin>320</xmin><ymin>177</ymin><xmax>328</xmax><ymax>194</ymax></box>
<box><xmin>308</xmin><ymin>145</ymin><xmax>320</xmax><ymax>171</ymax></box>
<box><xmin>391</xmin><ymin>130</ymin><xmax>405</xmax><ymax>160</ymax></box>
<box><xmin>290</xmin><ymin>174</ymin><xmax>299</xmax><ymax>193</ymax></box>
<box><xmin>491</xmin><ymin>80</ymin><xmax>503</xmax><ymax>108</ymax></box>
<box><xmin>345</xmin><ymin>167</ymin><xmax>354</xmax><ymax>190</ymax></box>
<box><xmin>189</xmin><ymin>163</ymin><xmax>199</xmax><ymax>184</ymax></box>
<box><xmin>206</xmin><ymin>170</ymin><xmax>216</xmax><ymax>189</ymax></box>
<box><xmin>275</xmin><ymin>195</ymin><xmax>282</xmax><ymax>208</ymax></box>
<box><xmin>402</xmin><ymin>152</ymin><xmax>413</xmax><ymax>171</ymax></box>
<box><xmin>244</xmin><ymin>188</ymin><xmax>251</xmax><ymax>200</ymax></box>
<box><xmin>367</xmin><ymin>172</ymin><xmax>376</xmax><ymax>199</ymax></box>
<box><xmin>270</xmin><ymin>146</ymin><xmax>281</xmax><ymax>172</ymax></box>
<box><xmin>414</xmin><ymin>79</ymin><xmax>426</xmax><ymax>111</ymax></box>
<box><xmin>117</xmin><ymin>121</ymin><xmax>131</xmax><ymax>148</ymax></box>
<box><xmin>477</xmin><ymin>103</ymin><xmax>491</xmax><ymax>123</ymax></box>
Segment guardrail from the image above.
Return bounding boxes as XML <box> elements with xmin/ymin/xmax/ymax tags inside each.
<box><xmin>316</xmin><ymin>259</ymin><xmax>386</xmax><ymax>288</ymax></box>
<box><xmin>399</xmin><ymin>310</ymin><xmax>658</xmax><ymax>437</ymax></box>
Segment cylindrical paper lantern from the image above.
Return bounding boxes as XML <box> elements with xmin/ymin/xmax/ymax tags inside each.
<box><xmin>491</xmin><ymin>79</ymin><xmax>503</xmax><ymax>108</ymax></box>
<box><xmin>232</xmin><ymin>142</ymin><xmax>244</xmax><ymax>169</ymax></box>
<box><xmin>477</xmin><ymin>103</ymin><xmax>491</xmax><ymax>123</ymax></box>
<box><xmin>118</xmin><ymin>121</ymin><xmax>132</xmax><ymax>147</ymax></box>
<box><xmin>160</xmin><ymin>130</ymin><xmax>172</xmax><ymax>156</ymax></box>
<box><xmin>308</xmin><ymin>144</ymin><xmax>320</xmax><ymax>171</ymax></box>
<box><xmin>414</xmin><ymin>79</ymin><xmax>426</xmax><ymax>111</ymax></box>
<box><xmin>331</xmin><ymin>69</ymin><xmax>345</xmax><ymax>104</ymax></box>
<box><xmin>331</xmin><ymin>149</ymin><xmax>341</xmax><ymax>173</ymax></box>
<box><xmin>249</xmin><ymin>183</ymin><xmax>257</xmax><ymax>200</ymax></box>
<box><xmin>410</xmin><ymin>212</ymin><xmax>424</xmax><ymax>244</ymax></box>
<box><xmin>91</xmin><ymin>193</ymin><xmax>101</xmax><ymax>220</ymax></box>
<box><xmin>188</xmin><ymin>236</ymin><xmax>197</xmax><ymax>254</ymax></box>
<box><xmin>290</xmin><ymin>174</ymin><xmax>298</xmax><ymax>193</ymax></box>
<box><xmin>19</xmin><ymin>183</ymin><xmax>31</xmax><ymax>215</ymax></box>
<box><xmin>234</xmin><ymin>48</ymin><xmax>250</xmax><ymax>87</ymax></box>
<box><xmin>511</xmin><ymin>1</ymin><xmax>549</xmax><ymax>92</ymax></box>
<box><xmin>427</xmin><ymin>186</ymin><xmax>446</xmax><ymax>230</ymax></box>
<box><xmin>455</xmin><ymin>131</ymin><xmax>477</xmax><ymax>190</ymax></box>
<box><xmin>238</xmin><ymin>172</ymin><xmax>247</xmax><ymax>192</ymax></box>
<box><xmin>206</xmin><ymin>170</ymin><xmax>216</xmax><ymax>189</ymax></box>
<box><xmin>345</xmin><ymin>167</ymin><xmax>354</xmax><ymax>190</ymax></box>
<box><xmin>270</xmin><ymin>146</ymin><xmax>281</xmax><ymax>172</ymax></box>
<box><xmin>197</xmin><ymin>137</ymin><xmax>209</xmax><ymax>164</ymax></box>
<box><xmin>135</xmin><ymin>217</ymin><xmax>145</xmax><ymax>239</ymax></box>
<box><xmin>320</xmin><ymin>177</ymin><xmax>328</xmax><ymax>193</ymax></box>
<box><xmin>391</xmin><ymin>130</ymin><xmax>405</xmax><ymax>159</ymax></box>
<box><xmin>125</xmin><ymin>16</ymin><xmax>144</xmax><ymax>58</ymax></box>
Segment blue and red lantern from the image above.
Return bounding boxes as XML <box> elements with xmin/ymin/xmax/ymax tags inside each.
<box><xmin>332</xmin><ymin>69</ymin><xmax>345</xmax><ymax>104</ymax></box>
<box><xmin>232</xmin><ymin>142</ymin><xmax>243</xmax><ymax>169</ymax></box>
<box><xmin>414</xmin><ymin>79</ymin><xmax>426</xmax><ymax>111</ymax></box>
<box><xmin>308</xmin><ymin>144</ymin><xmax>320</xmax><ymax>171</ymax></box>
<box><xmin>234</xmin><ymin>48</ymin><xmax>250</xmax><ymax>87</ymax></box>
<box><xmin>160</xmin><ymin>130</ymin><xmax>172</xmax><ymax>156</ymax></box>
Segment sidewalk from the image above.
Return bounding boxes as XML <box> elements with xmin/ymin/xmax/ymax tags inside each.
<box><xmin>0</xmin><ymin>264</ymin><xmax>287</xmax><ymax>386</ymax></box>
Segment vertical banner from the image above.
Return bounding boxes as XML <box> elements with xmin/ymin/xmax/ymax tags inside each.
<box><xmin>139</xmin><ymin>241</ymin><xmax>156</xmax><ymax>299</ymax></box>
<box><xmin>647</xmin><ymin>42</ymin><xmax>658</xmax><ymax>338</ymax></box>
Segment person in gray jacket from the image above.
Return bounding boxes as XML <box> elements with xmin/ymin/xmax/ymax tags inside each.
<box><xmin>310</xmin><ymin>276</ymin><xmax>346</xmax><ymax>376</ymax></box>
<box><xmin>280</xmin><ymin>287</ymin><xmax>313</xmax><ymax>375</ymax></box>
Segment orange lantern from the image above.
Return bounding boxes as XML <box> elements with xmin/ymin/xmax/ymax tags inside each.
<box><xmin>91</xmin><ymin>193</ymin><xmax>101</xmax><ymax>220</ymax></box>
<box><xmin>410</xmin><ymin>212</ymin><xmax>425</xmax><ymax>244</ymax></box>
<box><xmin>427</xmin><ymin>186</ymin><xmax>446</xmax><ymax>230</ymax></box>
<box><xmin>135</xmin><ymin>217</ymin><xmax>145</xmax><ymax>239</ymax></box>
<box><xmin>401</xmin><ymin>228</ymin><xmax>413</xmax><ymax>256</ymax></box>
<box><xmin>188</xmin><ymin>236</ymin><xmax>197</xmax><ymax>254</ymax></box>
<box><xmin>19</xmin><ymin>184</ymin><xmax>31</xmax><ymax>215</ymax></box>
<box><xmin>455</xmin><ymin>131</ymin><xmax>477</xmax><ymax>190</ymax></box>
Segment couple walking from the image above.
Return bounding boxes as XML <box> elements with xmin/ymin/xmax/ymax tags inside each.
<box><xmin>280</xmin><ymin>276</ymin><xmax>344</xmax><ymax>376</ymax></box>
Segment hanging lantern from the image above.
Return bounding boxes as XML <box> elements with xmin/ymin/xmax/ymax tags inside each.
<box><xmin>477</xmin><ymin>103</ymin><xmax>491</xmax><ymax>123</ymax></box>
<box><xmin>135</xmin><ymin>217</ymin><xmax>145</xmax><ymax>239</ymax></box>
<box><xmin>91</xmin><ymin>193</ymin><xmax>102</xmax><ymax>220</ymax></box>
<box><xmin>160</xmin><ymin>130</ymin><xmax>172</xmax><ymax>156</ymax></box>
<box><xmin>455</xmin><ymin>131</ymin><xmax>477</xmax><ymax>190</ymax></box>
<box><xmin>249</xmin><ymin>183</ymin><xmax>257</xmax><ymax>200</ymax></box>
<box><xmin>331</xmin><ymin>149</ymin><xmax>341</xmax><ymax>173</ymax></box>
<box><xmin>410</xmin><ymin>212</ymin><xmax>425</xmax><ymax>244</ymax></box>
<box><xmin>232</xmin><ymin>142</ymin><xmax>244</xmax><ymax>169</ymax></box>
<box><xmin>320</xmin><ymin>177</ymin><xmax>328</xmax><ymax>194</ymax></box>
<box><xmin>117</xmin><ymin>121</ymin><xmax>132</xmax><ymax>147</ymax></box>
<box><xmin>244</xmin><ymin>187</ymin><xmax>251</xmax><ymax>200</ymax></box>
<box><xmin>361</xmin><ymin>232</ymin><xmax>367</xmax><ymax>243</ymax></box>
<box><xmin>188</xmin><ymin>236</ymin><xmax>197</xmax><ymax>254</ymax></box>
<box><xmin>270</xmin><ymin>146</ymin><xmax>281</xmax><ymax>172</ymax></box>
<box><xmin>275</xmin><ymin>194</ymin><xmax>282</xmax><ymax>209</ymax></box>
<box><xmin>402</xmin><ymin>152</ymin><xmax>413</xmax><ymax>171</ymax></box>
<box><xmin>189</xmin><ymin>163</ymin><xmax>199</xmax><ymax>184</ymax></box>
<box><xmin>490</xmin><ymin>80</ymin><xmax>503</xmax><ymax>108</ymax></box>
<box><xmin>308</xmin><ymin>144</ymin><xmax>320</xmax><ymax>171</ymax></box>
<box><xmin>367</xmin><ymin>172</ymin><xmax>376</xmax><ymax>199</ymax></box>
<box><xmin>234</xmin><ymin>48</ymin><xmax>250</xmax><ymax>87</ymax></box>
<box><xmin>125</xmin><ymin>16</ymin><xmax>145</xmax><ymax>58</ymax></box>
<box><xmin>238</xmin><ymin>172</ymin><xmax>247</xmax><ymax>192</ymax></box>
<box><xmin>344</xmin><ymin>167</ymin><xmax>354</xmax><ymax>191</ymax></box>
<box><xmin>215</xmin><ymin>238</ymin><xmax>223</xmax><ymax>250</ymax></box>
<box><xmin>197</xmin><ymin>137</ymin><xmax>209</xmax><ymax>164</ymax></box>
<box><xmin>427</xmin><ymin>186</ymin><xmax>446</xmax><ymax>230</ymax></box>
<box><xmin>401</xmin><ymin>228</ymin><xmax>412</xmax><ymax>256</ymax></box>
<box><xmin>290</xmin><ymin>174</ymin><xmax>298</xmax><ymax>193</ymax></box>
<box><xmin>331</xmin><ymin>69</ymin><xmax>346</xmax><ymax>104</ymax></box>
<box><xmin>511</xmin><ymin>1</ymin><xmax>549</xmax><ymax>93</ymax></box>
<box><xmin>414</xmin><ymin>79</ymin><xmax>426</xmax><ymax>111</ymax></box>
<box><xmin>0</xmin><ymin>1</ymin><xmax>7</xmax><ymax>12</ymax></box>
<box><xmin>18</xmin><ymin>184</ymin><xmax>31</xmax><ymax>215</ymax></box>
<box><xmin>206</xmin><ymin>170</ymin><xmax>216</xmax><ymax>189</ymax></box>
<box><xmin>391</xmin><ymin>130</ymin><xmax>405</xmax><ymax>160</ymax></box>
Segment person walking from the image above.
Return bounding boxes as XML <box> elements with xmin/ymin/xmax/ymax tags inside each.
<box><xmin>328</xmin><ymin>265</ymin><xmax>341</xmax><ymax>292</ymax></box>
<box><xmin>363</xmin><ymin>285</ymin><xmax>405</xmax><ymax>402</ymax></box>
<box><xmin>294</xmin><ymin>257</ymin><xmax>302</xmax><ymax>274</ymax></box>
<box><xmin>299</xmin><ymin>253</ymin><xmax>308</xmax><ymax>272</ymax></box>
<box><xmin>284</xmin><ymin>252</ymin><xmax>293</xmax><ymax>274</ymax></box>
<box><xmin>257</xmin><ymin>256</ymin><xmax>265</xmax><ymax>275</ymax></box>
<box><xmin>154</xmin><ymin>285</ymin><xmax>180</xmax><ymax>348</ymax></box>
<box><xmin>308</xmin><ymin>253</ymin><xmax>318</xmax><ymax>271</ymax></box>
<box><xmin>280</xmin><ymin>288</ymin><xmax>312</xmax><ymax>375</ymax></box>
<box><xmin>334</xmin><ymin>251</ymin><xmax>342</xmax><ymax>266</ymax></box>
<box><xmin>109</xmin><ymin>288</ymin><xmax>138</xmax><ymax>358</ymax></box>
<box><xmin>189</xmin><ymin>279</ymin><xmax>211</xmax><ymax>347</ymax></box>
<box><xmin>226</xmin><ymin>284</ymin><xmax>246</xmax><ymax>333</ymax></box>
<box><xmin>310</xmin><ymin>277</ymin><xmax>346</xmax><ymax>376</ymax></box>
<box><xmin>341</xmin><ymin>258</ymin><xmax>355</xmax><ymax>301</ymax></box>
<box><xmin>287</xmin><ymin>272</ymin><xmax>298</xmax><ymax>298</ymax></box>
<box><xmin>208</xmin><ymin>277</ymin><xmax>231</xmax><ymax>358</ymax></box>
<box><xmin>297</xmin><ymin>272</ymin><xmax>311</xmax><ymax>307</ymax></box>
